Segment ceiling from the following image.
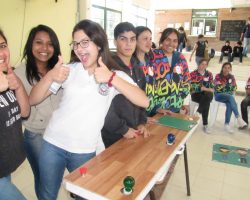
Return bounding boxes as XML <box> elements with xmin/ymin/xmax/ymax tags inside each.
<box><xmin>153</xmin><ymin>0</ymin><xmax>250</xmax><ymax>10</ymax></box>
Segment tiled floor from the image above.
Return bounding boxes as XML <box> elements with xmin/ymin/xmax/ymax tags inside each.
<box><xmin>12</xmin><ymin>55</ymin><xmax>250</xmax><ymax>200</ymax></box>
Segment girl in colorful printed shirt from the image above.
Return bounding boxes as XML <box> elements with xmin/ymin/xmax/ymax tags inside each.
<box><xmin>133</xmin><ymin>26</ymin><xmax>157</xmax><ymax>124</ymax></box>
<box><xmin>146</xmin><ymin>28</ymin><xmax>190</xmax><ymax>116</ymax></box>
<box><xmin>240</xmin><ymin>76</ymin><xmax>250</xmax><ymax>126</ymax></box>
<box><xmin>190</xmin><ymin>58</ymin><xmax>214</xmax><ymax>133</ymax></box>
<box><xmin>214</xmin><ymin>62</ymin><xmax>247</xmax><ymax>133</ymax></box>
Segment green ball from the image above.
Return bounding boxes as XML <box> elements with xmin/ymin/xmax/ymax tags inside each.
<box><xmin>123</xmin><ymin>176</ymin><xmax>135</xmax><ymax>192</ymax></box>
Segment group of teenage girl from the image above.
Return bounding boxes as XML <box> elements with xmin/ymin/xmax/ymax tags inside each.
<box><xmin>0</xmin><ymin>19</ymin><xmax>249</xmax><ymax>200</ymax></box>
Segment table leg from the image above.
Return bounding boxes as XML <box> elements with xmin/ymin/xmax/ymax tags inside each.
<box><xmin>184</xmin><ymin>144</ymin><xmax>191</xmax><ymax>196</ymax></box>
<box><xmin>149</xmin><ymin>190</ymin><xmax>157</xmax><ymax>200</ymax></box>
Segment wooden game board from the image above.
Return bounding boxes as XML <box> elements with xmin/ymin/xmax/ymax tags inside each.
<box><xmin>63</xmin><ymin>113</ymin><xmax>198</xmax><ymax>200</ymax></box>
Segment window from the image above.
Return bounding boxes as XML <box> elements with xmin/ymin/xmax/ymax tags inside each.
<box><xmin>91</xmin><ymin>0</ymin><xmax>122</xmax><ymax>49</ymax></box>
<box><xmin>191</xmin><ymin>9</ymin><xmax>217</xmax><ymax>36</ymax></box>
<box><xmin>131</xmin><ymin>5</ymin><xmax>148</xmax><ymax>27</ymax></box>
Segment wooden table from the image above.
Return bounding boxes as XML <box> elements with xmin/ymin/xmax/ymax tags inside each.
<box><xmin>63</xmin><ymin>113</ymin><xmax>198</xmax><ymax>200</ymax></box>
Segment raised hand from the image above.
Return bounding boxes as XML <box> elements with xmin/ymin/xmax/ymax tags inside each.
<box><xmin>6</xmin><ymin>65</ymin><xmax>22</xmax><ymax>91</ymax></box>
<box><xmin>0</xmin><ymin>71</ymin><xmax>8</xmax><ymax>92</ymax></box>
<box><xmin>94</xmin><ymin>56</ymin><xmax>112</xmax><ymax>83</ymax></box>
<box><xmin>49</xmin><ymin>55</ymin><xmax>70</xmax><ymax>83</ymax></box>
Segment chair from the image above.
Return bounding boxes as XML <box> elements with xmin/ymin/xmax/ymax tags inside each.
<box><xmin>189</xmin><ymin>100</ymin><xmax>199</xmax><ymax>116</ymax></box>
<box><xmin>185</xmin><ymin>94</ymin><xmax>198</xmax><ymax>116</ymax></box>
<box><xmin>209</xmin><ymin>98</ymin><xmax>237</xmax><ymax>127</ymax></box>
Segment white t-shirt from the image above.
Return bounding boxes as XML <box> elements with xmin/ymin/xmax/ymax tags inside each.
<box><xmin>44</xmin><ymin>62</ymin><xmax>135</xmax><ymax>153</ymax></box>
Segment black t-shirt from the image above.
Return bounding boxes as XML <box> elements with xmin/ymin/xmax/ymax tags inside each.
<box><xmin>0</xmin><ymin>89</ymin><xmax>26</xmax><ymax>178</ymax></box>
<box><xmin>221</xmin><ymin>45</ymin><xmax>232</xmax><ymax>54</ymax></box>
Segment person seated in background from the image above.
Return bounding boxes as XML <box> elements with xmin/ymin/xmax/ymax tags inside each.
<box><xmin>231</xmin><ymin>41</ymin><xmax>243</xmax><ymax>64</ymax></box>
<box><xmin>219</xmin><ymin>40</ymin><xmax>232</xmax><ymax>63</ymax></box>
<box><xmin>190</xmin><ymin>59</ymin><xmax>214</xmax><ymax>133</ymax></box>
<box><xmin>214</xmin><ymin>62</ymin><xmax>247</xmax><ymax>133</ymax></box>
<box><xmin>101</xmin><ymin>22</ymin><xmax>149</xmax><ymax>148</ymax></box>
<box><xmin>240</xmin><ymin>76</ymin><xmax>250</xmax><ymax>127</ymax></box>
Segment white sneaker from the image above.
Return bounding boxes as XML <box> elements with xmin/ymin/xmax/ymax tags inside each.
<box><xmin>224</xmin><ymin>124</ymin><xmax>234</xmax><ymax>133</ymax></box>
<box><xmin>203</xmin><ymin>125</ymin><xmax>211</xmax><ymax>134</ymax></box>
<box><xmin>237</xmin><ymin>117</ymin><xmax>247</xmax><ymax>129</ymax></box>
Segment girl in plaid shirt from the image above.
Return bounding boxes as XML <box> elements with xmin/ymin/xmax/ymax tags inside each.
<box><xmin>214</xmin><ymin>62</ymin><xmax>247</xmax><ymax>133</ymax></box>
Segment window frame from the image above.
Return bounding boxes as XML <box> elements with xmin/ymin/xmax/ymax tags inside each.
<box><xmin>191</xmin><ymin>9</ymin><xmax>218</xmax><ymax>37</ymax></box>
<box><xmin>91</xmin><ymin>4</ymin><xmax>122</xmax><ymax>49</ymax></box>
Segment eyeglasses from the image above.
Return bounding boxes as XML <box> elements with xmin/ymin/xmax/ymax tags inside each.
<box><xmin>70</xmin><ymin>39</ymin><xmax>91</xmax><ymax>50</ymax></box>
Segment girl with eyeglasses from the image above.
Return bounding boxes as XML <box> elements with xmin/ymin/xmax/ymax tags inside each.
<box><xmin>29</xmin><ymin>19</ymin><xmax>149</xmax><ymax>200</ymax></box>
<box><xmin>15</xmin><ymin>24</ymin><xmax>66</xmax><ymax>199</ymax></box>
<box><xmin>0</xmin><ymin>29</ymin><xmax>30</xmax><ymax>200</ymax></box>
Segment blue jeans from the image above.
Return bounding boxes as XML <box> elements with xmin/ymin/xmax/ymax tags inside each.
<box><xmin>215</xmin><ymin>93</ymin><xmax>239</xmax><ymax>124</ymax></box>
<box><xmin>177</xmin><ymin>42</ymin><xmax>184</xmax><ymax>52</ymax></box>
<box><xmin>0</xmin><ymin>175</ymin><xmax>26</xmax><ymax>200</ymax></box>
<box><xmin>242</xmin><ymin>37</ymin><xmax>250</xmax><ymax>56</ymax></box>
<box><xmin>39</xmin><ymin>140</ymin><xmax>96</xmax><ymax>200</ymax></box>
<box><xmin>24</xmin><ymin>129</ymin><xmax>43</xmax><ymax>199</ymax></box>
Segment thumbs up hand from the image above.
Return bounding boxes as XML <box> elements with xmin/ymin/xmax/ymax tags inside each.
<box><xmin>0</xmin><ymin>70</ymin><xmax>8</xmax><ymax>92</ymax></box>
<box><xmin>6</xmin><ymin>65</ymin><xmax>22</xmax><ymax>91</ymax></box>
<box><xmin>94</xmin><ymin>56</ymin><xmax>112</xmax><ymax>83</ymax></box>
<box><xmin>48</xmin><ymin>55</ymin><xmax>70</xmax><ymax>83</ymax></box>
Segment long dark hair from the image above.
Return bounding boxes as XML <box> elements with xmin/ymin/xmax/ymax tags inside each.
<box><xmin>22</xmin><ymin>24</ymin><xmax>61</xmax><ymax>84</ymax></box>
<box><xmin>0</xmin><ymin>29</ymin><xmax>7</xmax><ymax>44</ymax></box>
<box><xmin>159</xmin><ymin>28</ymin><xmax>179</xmax><ymax>46</ymax></box>
<box><xmin>134</xmin><ymin>26</ymin><xmax>152</xmax><ymax>61</ymax></box>
<box><xmin>220</xmin><ymin>62</ymin><xmax>232</xmax><ymax>78</ymax></box>
<box><xmin>70</xmin><ymin>19</ymin><xmax>121</xmax><ymax>71</ymax></box>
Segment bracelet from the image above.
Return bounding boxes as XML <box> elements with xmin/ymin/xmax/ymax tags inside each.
<box><xmin>108</xmin><ymin>72</ymin><xmax>116</xmax><ymax>87</ymax></box>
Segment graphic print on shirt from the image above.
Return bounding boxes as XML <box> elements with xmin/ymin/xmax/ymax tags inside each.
<box><xmin>190</xmin><ymin>70</ymin><xmax>214</xmax><ymax>93</ymax></box>
<box><xmin>144</xmin><ymin>49</ymin><xmax>190</xmax><ymax>114</ymax></box>
<box><xmin>214</xmin><ymin>74</ymin><xmax>237</xmax><ymax>95</ymax></box>
<box><xmin>0</xmin><ymin>90</ymin><xmax>21</xmax><ymax>127</ymax></box>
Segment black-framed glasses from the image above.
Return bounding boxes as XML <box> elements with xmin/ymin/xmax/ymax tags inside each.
<box><xmin>69</xmin><ymin>39</ymin><xmax>91</xmax><ymax>50</ymax></box>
